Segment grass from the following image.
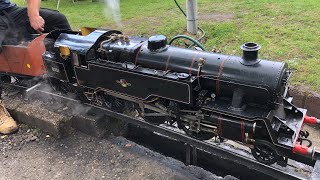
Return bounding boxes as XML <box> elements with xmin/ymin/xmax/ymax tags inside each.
<box><xmin>12</xmin><ymin>0</ymin><xmax>320</xmax><ymax>92</ymax></box>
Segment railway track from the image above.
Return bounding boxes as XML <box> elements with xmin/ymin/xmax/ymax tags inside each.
<box><xmin>3</xmin><ymin>82</ymin><xmax>320</xmax><ymax>180</ymax></box>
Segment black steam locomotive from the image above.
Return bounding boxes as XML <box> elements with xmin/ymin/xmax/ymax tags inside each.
<box><xmin>43</xmin><ymin>29</ymin><xmax>320</xmax><ymax>165</ymax></box>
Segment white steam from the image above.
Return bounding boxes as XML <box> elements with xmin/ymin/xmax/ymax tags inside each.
<box><xmin>104</xmin><ymin>0</ymin><xmax>122</xmax><ymax>27</ymax></box>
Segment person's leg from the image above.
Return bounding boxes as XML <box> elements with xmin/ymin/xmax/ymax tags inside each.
<box><xmin>39</xmin><ymin>8</ymin><xmax>71</xmax><ymax>33</ymax></box>
<box><xmin>0</xmin><ymin>85</ymin><xmax>18</xmax><ymax>134</ymax></box>
<box><xmin>0</xmin><ymin>15</ymin><xmax>9</xmax><ymax>50</ymax></box>
<box><xmin>0</xmin><ymin>7</ymin><xmax>28</xmax><ymax>134</ymax></box>
<box><xmin>3</xmin><ymin>6</ymin><xmax>30</xmax><ymax>41</ymax></box>
<box><xmin>5</xmin><ymin>6</ymin><xmax>71</xmax><ymax>35</ymax></box>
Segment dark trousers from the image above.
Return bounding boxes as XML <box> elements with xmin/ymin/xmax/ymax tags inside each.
<box><xmin>5</xmin><ymin>6</ymin><xmax>71</xmax><ymax>33</ymax></box>
<box><xmin>0</xmin><ymin>6</ymin><xmax>71</xmax><ymax>46</ymax></box>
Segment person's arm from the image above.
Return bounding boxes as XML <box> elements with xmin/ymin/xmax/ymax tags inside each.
<box><xmin>27</xmin><ymin>0</ymin><xmax>44</xmax><ymax>33</ymax></box>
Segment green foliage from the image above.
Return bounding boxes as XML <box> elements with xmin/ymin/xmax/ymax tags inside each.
<box><xmin>11</xmin><ymin>0</ymin><xmax>320</xmax><ymax>91</ymax></box>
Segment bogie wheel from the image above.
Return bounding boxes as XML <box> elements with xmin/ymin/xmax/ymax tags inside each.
<box><xmin>251</xmin><ymin>140</ymin><xmax>279</xmax><ymax>165</ymax></box>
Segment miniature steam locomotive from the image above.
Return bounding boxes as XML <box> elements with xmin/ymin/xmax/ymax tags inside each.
<box><xmin>1</xmin><ymin>28</ymin><xmax>319</xmax><ymax>166</ymax></box>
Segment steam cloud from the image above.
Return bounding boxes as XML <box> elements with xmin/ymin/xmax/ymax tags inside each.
<box><xmin>25</xmin><ymin>80</ymin><xmax>91</xmax><ymax>117</ymax></box>
<box><xmin>104</xmin><ymin>0</ymin><xmax>122</xmax><ymax>27</ymax></box>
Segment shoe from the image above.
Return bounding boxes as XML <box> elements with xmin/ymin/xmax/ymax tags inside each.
<box><xmin>0</xmin><ymin>100</ymin><xmax>18</xmax><ymax>134</ymax></box>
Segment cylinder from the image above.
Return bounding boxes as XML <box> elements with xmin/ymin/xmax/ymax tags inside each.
<box><xmin>186</xmin><ymin>0</ymin><xmax>198</xmax><ymax>35</ymax></box>
<box><xmin>206</xmin><ymin>113</ymin><xmax>260</xmax><ymax>143</ymax></box>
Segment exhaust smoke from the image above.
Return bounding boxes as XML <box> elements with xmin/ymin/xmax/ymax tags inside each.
<box><xmin>104</xmin><ymin>0</ymin><xmax>122</xmax><ymax>27</ymax></box>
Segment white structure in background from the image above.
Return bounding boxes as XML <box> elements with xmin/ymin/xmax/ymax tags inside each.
<box><xmin>186</xmin><ymin>0</ymin><xmax>198</xmax><ymax>35</ymax></box>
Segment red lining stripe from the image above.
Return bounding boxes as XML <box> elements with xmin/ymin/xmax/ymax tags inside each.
<box><xmin>240</xmin><ymin>121</ymin><xmax>245</xmax><ymax>143</ymax></box>
<box><xmin>189</xmin><ymin>52</ymin><xmax>200</xmax><ymax>74</ymax></box>
<box><xmin>216</xmin><ymin>56</ymin><xmax>229</xmax><ymax>96</ymax></box>
<box><xmin>165</xmin><ymin>50</ymin><xmax>173</xmax><ymax>71</ymax></box>
<box><xmin>134</xmin><ymin>45</ymin><xmax>143</xmax><ymax>66</ymax></box>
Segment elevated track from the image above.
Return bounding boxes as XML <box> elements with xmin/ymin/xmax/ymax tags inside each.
<box><xmin>3</xmin><ymin>82</ymin><xmax>320</xmax><ymax>180</ymax></box>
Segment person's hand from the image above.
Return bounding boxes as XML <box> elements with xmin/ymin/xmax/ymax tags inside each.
<box><xmin>29</xmin><ymin>15</ymin><xmax>45</xmax><ymax>34</ymax></box>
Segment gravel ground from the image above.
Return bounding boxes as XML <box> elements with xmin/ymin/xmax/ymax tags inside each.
<box><xmin>0</xmin><ymin>124</ymin><xmax>237</xmax><ymax>180</ymax></box>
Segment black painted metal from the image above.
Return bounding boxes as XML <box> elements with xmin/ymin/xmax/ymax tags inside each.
<box><xmin>42</xmin><ymin>30</ymin><xmax>317</xmax><ymax>167</ymax></box>
<box><xmin>138</xmin><ymin>46</ymin><xmax>287</xmax><ymax>106</ymax></box>
<box><xmin>186</xmin><ymin>144</ymin><xmax>191</xmax><ymax>165</ymax></box>
<box><xmin>192</xmin><ymin>145</ymin><xmax>197</xmax><ymax>165</ymax></box>
<box><xmin>96</xmin><ymin>35</ymin><xmax>288</xmax><ymax>106</ymax></box>
<box><xmin>125</xmin><ymin>125</ymin><xmax>304</xmax><ymax>180</ymax></box>
<box><xmin>147</xmin><ymin>35</ymin><xmax>167</xmax><ymax>51</ymax></box>
<box><xmin>54</xmin><ymin>29</ymin><xmax>120</xmax><ymax>55</ymax></box>
<box><xmin>74</xmin><ymin>64</ymin><xmax>194</xmax><ymax>104</ymax></box>
<box><xmin>86</xmin><ymin>104</ymin><xmax>305</xmax><ymax>180</ymax></box>
<box><xmin>240</xmin><ymin>42</ymin><xmax>261</xmax><ymax>66</ymax></box>
<box><xmin>311</xmin><ymin>160</ymin><xmax>320</xmax><ymax>180</ymax></box>
<box><xmin>1</xmin><ymin>82</ymin><xmax>313</xmax><ymax>180</ymax></box>
<box><xmin>43</xmin><ymin>57</ymin><xmax>69</xmax><ymax>82</ymax></box>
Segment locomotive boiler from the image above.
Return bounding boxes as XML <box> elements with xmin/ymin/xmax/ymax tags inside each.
<box><xmin>40</xmin><ymin>29</ymin><xmax>320</xmax><ymax>166</ymax></box>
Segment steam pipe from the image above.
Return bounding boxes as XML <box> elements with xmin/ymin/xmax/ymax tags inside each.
<box><xmin>168</xmin><ymin>35</ymin><xmax>207</xmax><ymax>51</ymax></box>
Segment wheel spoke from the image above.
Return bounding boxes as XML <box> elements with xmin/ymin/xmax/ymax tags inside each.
<box><xmin>251</xmin><ymin>140</ymin><xmax>279</xmax><ymax>165</ymax></box>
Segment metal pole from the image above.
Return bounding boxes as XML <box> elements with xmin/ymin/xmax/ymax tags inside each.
<box><xmin>186</xmin><ymin>0</ymin><xmax>198</xmax><ymax>35</ymax></box>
